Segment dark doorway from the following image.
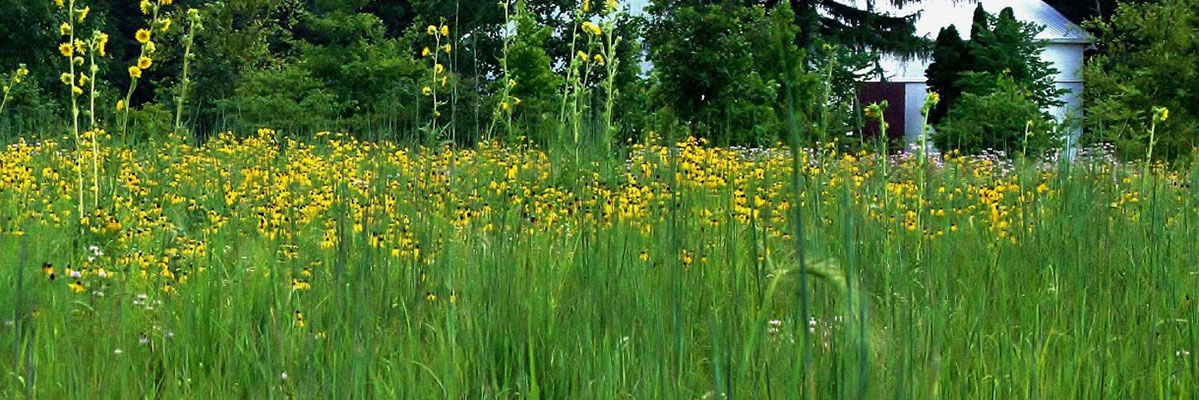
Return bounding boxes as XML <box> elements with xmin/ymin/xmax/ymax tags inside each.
<box><xmin>859</xmin><ymin>82</ymin><xmax>907</xmax><ymax>143</ymax></box>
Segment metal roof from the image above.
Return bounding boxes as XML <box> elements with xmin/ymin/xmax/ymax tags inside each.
<box><xmin>850</xmin><ymin>0</ymin><xmax>1093</xmax><ymax>43</ymax></box>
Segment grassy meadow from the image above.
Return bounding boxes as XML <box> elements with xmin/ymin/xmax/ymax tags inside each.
<box><xmin>1</xmin><ymin>0</ymin><xmax>1198</xmax><ymax>397</ymax></box>
<box><xmin>0</xmin><ymin>129</ymin><xmax>1197</xmax><ymax>398</ymax></box>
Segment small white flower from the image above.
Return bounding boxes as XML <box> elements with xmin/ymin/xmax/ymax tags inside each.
<box><xmin>281</xmin><ymin>372</ymin><xmax>289</xmax><ymax>380</ymax></box>
<box><xmin>113</xmin><ymin>348</ymin><xmax>123</xmax><ymax>355</ymax></box>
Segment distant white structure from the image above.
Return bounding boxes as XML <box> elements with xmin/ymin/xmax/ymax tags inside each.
<box><xmin>855</xmin><ymin>0</ymin><xmax>1093</xmax><ymax>148</ymax></box>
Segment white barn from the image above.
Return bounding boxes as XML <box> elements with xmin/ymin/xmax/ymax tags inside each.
<box><xmin>857</xmin><ymin>0</ymin><xmax>1092</xmax><ymax>148</ymax></box>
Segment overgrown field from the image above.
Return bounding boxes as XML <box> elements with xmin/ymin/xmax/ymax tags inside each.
<box><xmin>1</xmin><ymin>131</ymin><xmax>1198</xmax><ymax>398</ymax></box>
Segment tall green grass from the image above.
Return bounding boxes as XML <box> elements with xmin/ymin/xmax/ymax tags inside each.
<box><xmin>0</xmin><ymin>132</ymin><xmax>1197</xmax><ymax>398</ymax></box>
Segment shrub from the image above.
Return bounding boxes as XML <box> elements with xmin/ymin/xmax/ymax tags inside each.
<box><xmin>223</xmin><ymin>64</ymin><xmax>340</xmax><ymax>135</ymax></box>
<box><xmin>934</xmin><ymin>74</ymin><xmax>1059</xmax><ymax>156</ymax></box>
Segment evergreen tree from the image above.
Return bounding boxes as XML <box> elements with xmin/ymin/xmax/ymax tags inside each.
<box><xmin>771</xmin><ymin>0</ymin><xmax>926</xmax><ymax>55</ymax></box>
<box><xmin>924</xmin><ymin>25</ymin><xmax>969</xmax><ymax>124</ymax></box>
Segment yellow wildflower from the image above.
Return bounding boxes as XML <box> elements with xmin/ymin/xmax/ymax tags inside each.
<box><xmin>422</xmin><ymin>47</ymin><xmax>431</xmax><ymax>57</ymax></box>
<box><xmin>927</xmin><ymin>91</ymin><xmax>941</xmax><ymax>105</ymax></box>
<box><xmin>593</xmin><ymin>54</ymin><xmax>605</xmax><ymax>65</ymax></box>
<box><xmin>59</xmin><ymin>42</ymin><xmax>73</xmax><ymax>57</ymax></box>
<box><xmin>116</xmin><ymin>100</ymin><xmax>125</xmax><ymax>111</ymax></box>
<box><xmin>421</xmin><ymin>86</ymin><xmax>432</xmax><ymax>96</ymax></box>
<box><xmin>582</xmin><ymin>21</ymin><xmax>602</xmax><ymax>36</ymax></box>
<box><xmin>1157</xmin><ymin>107</ymin><xmax>1170</xmax><ymax>122</ymax></box>
<box><xmin>60</xmin><ymin>22</ymin><xmax>72</xmax><ymax>36</ymax></box>
<box><xmin>434</xmin><ymin>63</ymin><xmax>445</xmax><ymax>75</ymax></box>
<box><xmin>605</xmin><ymin>0</ymin><xmax>618</xmax><ymax>13</ymax></box>
<box><xmin>443</xmin><ymin>43</ymin><xmax>452</xmax><ymax>53</ymax></box>
<box><xmin>427</xmin><ymin>25</ymin><xmax>437</xmax><ymax>35</ymax></box>
<box><xmin>440</xmin><ymin>25</ymin><xmax>449</xmax><ymax>36</ymax></box>
<box><xmin>138</xmin><ymin>56</ymin><xmax>153</xmax><ymax>69</ymax></box>
<box><xmin>140</xmin><ymin>0</ymin><xmax>152</xmax><ymax>14</ymax></box>
<box><xmin>78</xmin><ymin>6</ymin><xmax>90</xmax><ymax>23</ymax></box>
<box><xmin>136</xmin><ymin>29</ymin><xmax>151</xmax><ymax>44</ymax></box>
<box><xmin>60</xmin><ymin>73</ymin><xmax>73</xmax><ymax>85</ymax></box>
<box><xmin>95</xmin><ymin>33</ymin><xmax>109</xmax><ymax>56</ymax></box>
<box><xmin>161</xmin><ymin>18</ymin><xmax>172</xmax><ymax>32</ymax></box>
<box><xmin>291</xmin><ymin>279</ymin><xmax>311</xmax><ymax>290</ymax></box>
<box><xmin>128</xmin><ymin>66</ymin><xmax>142</xmax><ymax>79</ymax></box>
<box><xmin>68</xmin><ymin>280</ymin><xmax>86</xmax><ymax>293</ymax></box>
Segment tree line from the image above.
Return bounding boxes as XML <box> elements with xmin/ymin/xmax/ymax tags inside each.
<box><xmin>0</xmin><ymin>0</ymin><xmax>1194</xmax><ymax>161</ymax></box>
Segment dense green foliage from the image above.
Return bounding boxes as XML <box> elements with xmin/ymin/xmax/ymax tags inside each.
<box><xmin>644</xmin><ymin>3</ymin><xmax>789</xmax><ymax>144</ymax></box>
<box><xmin>935</xmin><ymin>74</ymin><xmax>1060</xmax><ymax>155</ymax></box>
<box><xmin>1084</xmin><ymin>0</ymin><xmax>1199</xmax><ymax>162</ymax></box>
<box><xmin>927</xmin><ymin>5</ymin><xmax>1063</xmax><ymax>155</ymax></box>
<box><xmin>0</xmin><ymin>0</ymin><xmax>937</xmax><ymax>147</ymax></box>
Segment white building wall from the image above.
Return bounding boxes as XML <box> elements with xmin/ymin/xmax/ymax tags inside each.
<box><xmin>904</xmin><ymin>82</ymin><xmax>930</xmax><ymax>144</ymax></box>
<box><xmin>1043</xmin><ymin>43</ymin><xmax>1088</xmax><ymax>149</ymax></box>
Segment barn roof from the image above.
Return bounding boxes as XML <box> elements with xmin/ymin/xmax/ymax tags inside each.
<box><xmin>850</xmin><ymin>0</ymin><xmax>1093</xmax><ymax>43</ymax></box>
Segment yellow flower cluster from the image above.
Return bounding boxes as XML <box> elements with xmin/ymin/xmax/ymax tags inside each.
<box><xmin>0</xmin><ymin>129</ymin><xmax>1188</xmax><ymax>300</ymax></box>
<box><xmin>582</xmin><ymin>21</ymin><xmax>603</xmax><ymax>36</ymax></box>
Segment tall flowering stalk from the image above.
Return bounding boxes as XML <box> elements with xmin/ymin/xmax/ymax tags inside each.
<box><xmin>597</xmin><ymin>0</ymin><xmax>623</xmax><ymax>151</ymax></box>
<box><xmin>863</xmin><ymin>101</ymin><xmax>888</xmax><ymax>168</ymax></box>
<box><xmin>421</xmin><ymin>22</ymin><xmax>451</xmax><ymax>145</ymax></box>
<box><xmin>559</xmin><ymin>0</ymin><xmax>608</xmax><ymax>155</ymax></box>
<box><xmin>119</xmin><ymin>0</ymin><xmax>173</xmax><ymax>141</ymax></box>
<box><xmin>174</xmin><ymin>9</ymin><xmax>202</xmax><ymax>135</ymax></box>
<box><xmin>85</xmin><ymin>30</ymin><xmax>109</xmax><ymax>209</ymax></box>
<box><xmin>917</xmin><ymin>92</ymin><xmax>939</xmax><ymax>168</ymax></box>
<box><xmin>0</xmin><ymin>64</ymin><xmax>30</xmax><ymax>115</ymax></box>
<box><xmin>488</xmin><ymin>0</ymin><xmax>515</xmax><ymax>140</ymax></box>
<box><xmin>1147</xmin><ymin>107</ymin><xmax>1169</xmax><ymax>164</ymax></box>
<box><xmin>55</xmin><ymin>0</ymin><xmax>89</xmax><ymax>220</ymax></box>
